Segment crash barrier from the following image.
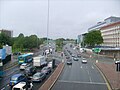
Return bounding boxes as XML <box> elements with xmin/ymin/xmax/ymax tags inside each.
<box><xmin>39</xmin><ymin>62</ymin><xmax>64</xmax><ymax>90</ymax></box>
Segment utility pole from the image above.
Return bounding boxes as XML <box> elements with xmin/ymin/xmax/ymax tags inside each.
<box><xmin>47</xmin><ymin>0</ymin><xmax>50</xmax><ymax>46</ymax></box>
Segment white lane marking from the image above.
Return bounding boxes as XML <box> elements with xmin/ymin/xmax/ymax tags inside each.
<box><xmin>92</xmin><ymin>66</ymin><xmax>94</xmax><ymax>69</ymax></box>
<box><xmin>89</xmin><ymin>76</ymin><xmax>92</xmax><ymax>82</ymax></box>
<box><xmin>87</xmin><ymin>70</ymin><xmax>90</xmax><ymax>75</ymax></box>
<box><xmin>58</xmin><ymin>80</ymin><xmax>107</xmax><ymax>85</ymax></box>
<box><xmin>80</xmin><ymin>66</ymin><xmax>82</xmax><ymax>68</ymax></box>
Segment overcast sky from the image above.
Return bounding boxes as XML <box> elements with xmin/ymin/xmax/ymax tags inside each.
<box><xmin>0</xmin><ymin>0</ymin><xmax>120</xmax><ymax>39</ymax></box>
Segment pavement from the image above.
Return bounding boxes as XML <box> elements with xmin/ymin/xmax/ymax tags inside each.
<box><xmin>85</xmin><ymin>49</ymin><xmax>120</xmax><ymax>90</ymax></box>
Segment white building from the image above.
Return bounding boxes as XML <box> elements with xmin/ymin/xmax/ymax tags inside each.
<box><xmin>100</xmin><ymin>21</ymin><xmax>120</xmax><ymax>48</ymax></box>
<box><xmin>88</xmin><ymin>16</ymin><xmax>120</xmax><ymax>31</ymax></box>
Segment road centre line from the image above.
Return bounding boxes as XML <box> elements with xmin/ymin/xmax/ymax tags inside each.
<box><xmin>58</xmin><ymin>80</ymin><xmax>107</xmax><ymax>85</ymax></box>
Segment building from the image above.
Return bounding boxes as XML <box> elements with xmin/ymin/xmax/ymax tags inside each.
<box><xmin>77</xmin><ymin>33</ymin><xmax>87</xmax><ymax>47</ymax></box>
<box><xmin>100</xmin><ymin>21</ymin><xmax>120</xmax><ymax>48</ymax></box>
<box><xmin>88</xmin><ymin>16</ymin><xmax>120</xmax><ymax>31</ymax></box>
<box><xmin>0</xmin><ymin>29</ymin><xmax>13</xmax><ymax>37</ymax></box>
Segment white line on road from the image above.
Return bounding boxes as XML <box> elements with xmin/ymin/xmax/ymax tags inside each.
<box><xmin>58</xmin><ymin>80</ymin><xmax>107</xmax><ymax>85</ymax></box>
<box><xmin>80</xmin><ymin>66</ymin><xmax>82</xmax><ymax>68</ymax></box>
<box><xmin>87</xmin><ymin>70</ymin><xmax>89</xmax><ymax>75</ymax></box>
<box><xmin>89</xmin><ymin>76</ymin><xmax>92</xmax><ymax>82</ymax></box>
<box><xmin>92</xmin><ymin>66</ymin><xmax>94</xmax><ymax>69</ymax></box>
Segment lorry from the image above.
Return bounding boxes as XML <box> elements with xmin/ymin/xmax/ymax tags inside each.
<box><xmin>33</xmin><ymin>55</ymin><xmax>47</xmax><ymax>67</ymax></box>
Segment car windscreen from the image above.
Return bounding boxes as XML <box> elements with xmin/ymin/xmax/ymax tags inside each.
<box><xmin>11</xmin><ymin>77</ymin><xmax>18</xmax><ymax>81</ymax></box>
<box><xmin>33</xmin><ymin>73</ymin><xmax>40</xmax><ymax>78</ymax></box>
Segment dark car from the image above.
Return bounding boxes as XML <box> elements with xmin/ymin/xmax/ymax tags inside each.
<box><xmin>77</xmin><ymin>54</ymin><xmax>81</xmax><ymax>58</ymax></box>
<box><xmin>32</xmin><ymin>72</ymin><xmax>46</xmax><ymax>82</ymax></box>
<box><xmin>9</xmin><ymin>74</ymin><xmax>26</xmax><ymax>87</ymax></box>
<box><xmin>25</xmin><ymin>66</ymin><xmax>37</xmax><ymax>76</ymax></box>
<box><xmin>13</xmin><ymin>52</ymin><xmax>21</xmax><ymax>55</ymax></box>
<box><xmin>73</xmin><ymin>57</ymin><xmax>79</xmax><ymax>61</ymax></box>
<box><xmin>67</xmin><ymin>60</ymin><xmax>72</xmax><ymax>65</ymax></box>
<box><xmin>41</xmin><ymin>66</ymin><xmax>51</xmax><ymax>74</ymax></box>
<box><xmin>66</xmin><ymin>56</ymin><xmax>70</xmax><ymax>59</ymax></box>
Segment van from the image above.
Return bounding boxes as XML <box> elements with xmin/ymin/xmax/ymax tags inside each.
<box><xmin>12</xmin><ymin>82</ymin><xmax>33</xmax><ymax>90</ymax></box>
<box><xmin>9</xmin><ymin>74</ymin><xmax>26</xmax><ymax>87</ymax></box>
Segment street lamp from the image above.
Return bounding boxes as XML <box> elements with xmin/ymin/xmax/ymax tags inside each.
<box><xmin>47</xmin><ymin>0</ymin><xmax>50</xmax><ymax>46</ymax></box>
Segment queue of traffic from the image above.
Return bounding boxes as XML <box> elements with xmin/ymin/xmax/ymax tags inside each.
<box><xmin>64</xmin><ymin>45</ymin><xmax>88</xmax><ymax>65</ymax></box>
<box><xmin>9</xmin><ymin>53</ymin><xmax>54</xmax><ymax>90</ymax></box>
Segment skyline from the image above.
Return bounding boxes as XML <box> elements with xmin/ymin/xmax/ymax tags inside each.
<box><xmin>0</xmin><ymin>0</ymin><xmax>120</xmax><ymax>39</ymax></box>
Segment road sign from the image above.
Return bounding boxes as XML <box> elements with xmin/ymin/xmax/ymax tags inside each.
<box><xmin>93</xmin><ymin>48</ymin><xmax>101</xmax><ymax>53</ymax></box>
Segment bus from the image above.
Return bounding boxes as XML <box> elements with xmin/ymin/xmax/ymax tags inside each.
<box><xmin>18</xmin><ymin>53</ymin><xmax>33</xmax><ymax>64</ymax></box>
<box><xmin>0</xmin><ymin>59</ymin><xmax>3</xmax><ymax>77</ymax></box>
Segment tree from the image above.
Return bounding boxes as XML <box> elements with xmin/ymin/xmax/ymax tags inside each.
<box><xmin>84</xmin><ymin>30</ymin><xmax>103</xmax><ymax>47</ymax></box>
<box><xmin>13</xmin><ymin>33</ymin><xmax>25</xmax><ymax>51</ymax></box>
<box><xmin>0</xmin><ymin>32</ymin><xmax>12</xmax><ymax>47</ymax></box>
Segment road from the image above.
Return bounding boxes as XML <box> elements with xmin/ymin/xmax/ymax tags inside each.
<box><xmin>0</xmin><ymin>42</ymin><xmax>60</xmax><ymax>90</ymax></box>
<box><xmin>52</xmin><ymin>45</ymin><xmax>109</xmax><ymax>90</ymax></box>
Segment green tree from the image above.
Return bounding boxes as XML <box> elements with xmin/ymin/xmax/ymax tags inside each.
<box><xmin>0</xmin><ymin>32</ymin><xmax>12</xmax><ymax>47</ymax></box>
<box><xmin>55</xmin><ymin>38</ymin><xmax>65</xmax><ymax>51</ymax></box>
<box><xmin>84</xmin><ymin>30</ymin><xmax>103</xmax><ymax>47</ymax></box>
<box><xmin>13</xmin><ymin>33</ymin><xmax>25</xmax><ymax>51</ymax></box>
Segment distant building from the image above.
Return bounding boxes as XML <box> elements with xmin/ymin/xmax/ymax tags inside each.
<box><xmin>100</xmin><ymin>21</ymin><xmax>120</xmax><ymax>48</ymax></box>
<box><xmin>88</xmin><ymin>16</ymin><xmax>120</xmax><ymax>31</ymax></box>
<box><xmin>0</xmin><ymin>29</ymin><xmax>13</xmax><ymax>37</ymax></box>
<box><xmin>77</xmin><ymin>33</ymin><xmax>87</xmax><ymax>47</ymax></box>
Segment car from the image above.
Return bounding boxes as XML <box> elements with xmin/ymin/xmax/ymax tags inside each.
<box><xmin>47</xmin><ymin>61</ymin><xmax>52</xmax><ymax>68</ymax></box>
<box><xmin>20</xmin><ymin>63</ymin><xmax>30</xmax><ymax>70</ymax></box>
<box><xmin>41</xmin><ymin>66</ymin><xmax>51</xmax><ymax>74</ymax></box>
<box><xmin>13</xmin><ymin>52</ymin><xmax>21</xmax><ymax>55</ymax></box>
<box><xmin>66</xmin><ymin>56</ymin><xmax>70</xmax><ymax>59</ymax></box>
<box><xmin>67</xmin><ymin>60</ymin><xmax>72</xmax><ymax>65</ymax></box>
<box><xmin>25</xmin><ymin>66</ymin><xmax>37</xmax><ymax>76</ymax></box>
<box><xmin>72</xmin><ymin>54</ymin><xmax>75</xmax><ymax>57</ymax></box>
<box><xmin>82</xmin><ymin>58</ymin><xmax>87</xmax><ymax>63</ymax></box>
<box><xmin>12</xmin><ymin>82</ymin><xmax>33</xmax><ymax>90</ymax></box>
<box><xmin>73</xmin><ymin>57</ymin><xmax>79</xmax><ymax>61</ymax></box>
<box><xmin>77</xmin><ymin>54</ymin><xmax>81</xmax><ymax>58</ymax></box>
<box><xmin>9</xmin><ymin>74</ymin><xmax>26</xmax><ymax>87</ymax></box>
<box><xmin>32</xmin><ymin>72</ymin><xmax>46</xmax><ymax>82</ymax></box>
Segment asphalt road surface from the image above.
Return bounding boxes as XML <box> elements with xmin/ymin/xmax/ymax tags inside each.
<box><xmin>52</xmin><ymin>45</ymin><xmax>109</xmax><ymax>90</ymax></box>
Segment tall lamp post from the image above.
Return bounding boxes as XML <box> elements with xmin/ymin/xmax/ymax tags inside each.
<box><xmin>47</xmin><ymin>0</ymin><xmax>50</xmax><ymax>46</ymax></box>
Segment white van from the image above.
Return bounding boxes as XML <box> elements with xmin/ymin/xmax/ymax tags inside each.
<box><xmin>12</xmin><ymin>82</ymin><xmax>33</xmax><ymax>90</ymax></box>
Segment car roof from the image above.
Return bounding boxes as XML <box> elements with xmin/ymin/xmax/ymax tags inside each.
<box><xmin>21</xmin><ymin>63</ymin><xmax>27</xmax><ymax>65</ymax></box>
<box><xmin>12</xmin><ymin>74</ymin><xmax>23</xmax><ymax>78</ymax></box>
<box><xmin>34</xmin><ymin>72</ymin><xmax>42</xmax><ymax>75</ymax></box>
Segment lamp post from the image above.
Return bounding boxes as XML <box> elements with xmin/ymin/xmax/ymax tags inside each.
<box><xmin>47</xmin><ymin>0</ymin><xmax>50</xmax><ymax>46</ymax></box>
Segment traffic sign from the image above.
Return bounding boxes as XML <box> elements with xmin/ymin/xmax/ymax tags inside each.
<box><xmin>92</xmin><ymin>48</ymin><xmax>101</xmax><ymax>53</ymax></box>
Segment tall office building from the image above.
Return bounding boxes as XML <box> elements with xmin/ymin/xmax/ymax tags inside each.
<box><xmin>0</xmin><ymin>29</ymin><xmax>13</xmax><ymax>37</ymax></box>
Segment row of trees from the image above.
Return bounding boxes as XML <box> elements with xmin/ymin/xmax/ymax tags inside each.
<box><xmin>0</xmin><ymin>32</ymin><xmax>76</xmax><ymax>52</ymax></box>
<box><xmin>0</xmin><ymin>33</ymin><xmax>47</xmax><ymax>52</ymax></box>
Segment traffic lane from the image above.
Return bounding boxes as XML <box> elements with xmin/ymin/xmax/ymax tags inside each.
<box><xmin>52</xmin><ymin>80</ymin><xmax>107</xmax><ymax>90</ymax></box>
<box><xmin>59</xmin><ymin>60</ymin><xmax>90</xmax><ymax>82</ymax></box>
<box><xmin>86</xmin><ymin>60</ymin><xmax>106</xmax><ymax>83</ymax></box>
<box><xmin>0</xmin><ymin>65</ymin><xmax>20</xmax><ymax>89</ymax></box>
<box><xmin>52</xmin><ymin>57</ymin><xmax>108</xmax><ymax>90</ymax></box>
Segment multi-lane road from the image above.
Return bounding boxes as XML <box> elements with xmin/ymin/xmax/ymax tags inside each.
<box><xmin>52</xmin><ymin>45</ymin><xmax>109</xmax><ymax>90</ymax></box>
